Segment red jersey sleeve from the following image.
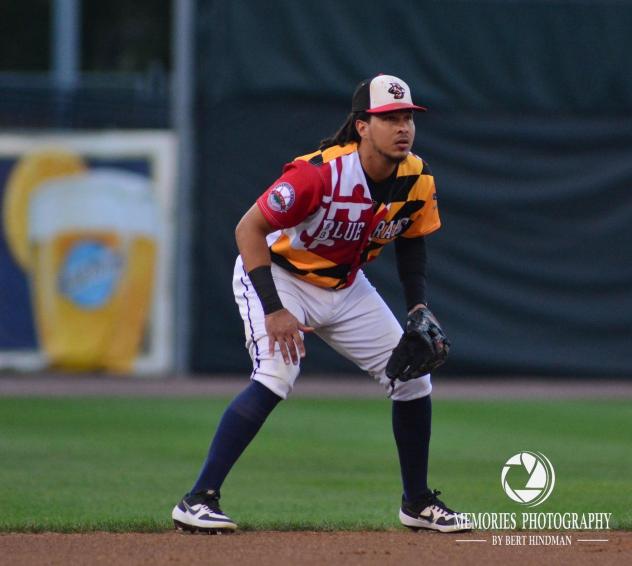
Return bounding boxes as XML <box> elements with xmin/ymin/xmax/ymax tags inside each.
<box><xmin>256</xmin><ymin>160</ymin><xmax>324</xmax><ymax>229</ymax></box>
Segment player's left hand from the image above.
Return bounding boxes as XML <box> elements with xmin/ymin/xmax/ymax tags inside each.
<box><xmin>386</xmin><ymin>305</ymin><xmax>450</xmax><ymax>382</ymax></box>
<box><xmin>265</xmin><ymin>309</ymin><xmax>314</xmax><ymax>365</ymax></box>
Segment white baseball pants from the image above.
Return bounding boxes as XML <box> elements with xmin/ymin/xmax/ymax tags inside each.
<box><xmin>233</xmin><ymin>256</ymin><xmax>432</xmax><ymax>401</ymax></box>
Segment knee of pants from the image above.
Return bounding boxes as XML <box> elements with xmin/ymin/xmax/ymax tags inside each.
<box><xmin>367</xmin><ymin>349</ymin><xmax>433</xmax><ymax>401</ymax></box>
<box><xmin>374</xmin><ymin>372</ymin><xmax>432</xmax><ymax>401</ymax></box>
<box><xmin>251</xmin><ymin>357</ymin><xmax>301</xmax><ymax>400</ymax></box>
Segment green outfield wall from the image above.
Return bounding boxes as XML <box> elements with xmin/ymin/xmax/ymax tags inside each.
<box><xmin>191</xmin><ymin>0</ymin><xmax>632</xmax><ymax>376</ymax></box>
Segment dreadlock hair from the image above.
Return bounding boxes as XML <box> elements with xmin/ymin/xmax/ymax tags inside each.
<box><xmin>319</xmin><ymin>111</ymin><xmax>370</xmax><ymax>150</ymax></box>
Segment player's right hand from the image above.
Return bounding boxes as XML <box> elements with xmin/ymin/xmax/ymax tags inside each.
<box><xmin>264</xmin><ymin>309</ymin><xmax>314</xmax><ymax>365</ymax></box>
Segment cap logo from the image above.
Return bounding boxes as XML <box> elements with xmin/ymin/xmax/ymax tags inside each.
<box><xmin>388</xmin><ymin>82</ymin><xmax>405</xmax><ymax>100</ymax></box>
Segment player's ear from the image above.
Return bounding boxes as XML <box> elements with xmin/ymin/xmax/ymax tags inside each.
<box><xmin>355</xmin><ymin>117</ymin><xmax>369</xmax><ymax>139</ymax></box>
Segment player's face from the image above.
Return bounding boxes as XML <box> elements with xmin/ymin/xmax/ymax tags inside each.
<box><xmin>359</xmin><ymin>110</ymin><xmax>416</xmax><ymax>164</ymax></box>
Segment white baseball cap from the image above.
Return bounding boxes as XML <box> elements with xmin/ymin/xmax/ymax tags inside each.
<box><xmin>351</xmin><ymin>74</ymin><xmax>427</xmax><ymax>114</ymax></box>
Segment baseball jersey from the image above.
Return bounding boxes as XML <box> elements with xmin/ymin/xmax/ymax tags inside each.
<box><xmin>256</xmin><ymin>142</ymin><xmax>440</xmax><ymax>289</ymax></box>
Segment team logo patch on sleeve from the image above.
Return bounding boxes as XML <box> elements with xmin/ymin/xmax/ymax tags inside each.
<box><xmin>268</xmin><ymin>182</ymin><xmax>296</xmax><ymax>213</ymax></box>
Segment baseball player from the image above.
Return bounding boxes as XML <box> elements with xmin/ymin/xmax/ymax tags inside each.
<box><xmin>172</xmin><ymin>74</ymin><xmax>470</xmax><ymax>534</ymax></box>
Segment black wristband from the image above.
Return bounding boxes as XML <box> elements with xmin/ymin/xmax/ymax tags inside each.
<box><xmin>248</xmin><ymin>265</ymin><xmax>284</xmax><ymax>315</ymax></box>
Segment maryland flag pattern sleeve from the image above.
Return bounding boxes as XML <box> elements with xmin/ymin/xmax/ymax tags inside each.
<box><xmin>256</xmin><ymin>160</ymin><xmax>324</xmax><ymax>229</ymax></box>
<box><xmin>255</xmin><ymin>143</ymin><xmax>441</xmax><ymax>289</ymax></box>
<box><xmin>394</xmin><ymin>158</ymin><xmax>441</xmax><ymax>239</ymax></box>
<box><xmin>362</xmin><ymin>156</ymin><xmax>441</xmax><ymax>265</ymax></box>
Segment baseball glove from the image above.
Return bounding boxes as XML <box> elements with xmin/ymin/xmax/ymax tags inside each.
<box><xmin>386</xmin><ymin>306</ymin><xmax>450</xmax><ymax>382</ymax></box>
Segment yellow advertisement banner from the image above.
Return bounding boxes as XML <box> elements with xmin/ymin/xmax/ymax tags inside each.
<box><xmin>0</xmin><ymin>133</ymin><xmax>175</xmax><ymax>375</ymax></box>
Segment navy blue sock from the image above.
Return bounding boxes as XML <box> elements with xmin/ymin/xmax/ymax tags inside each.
<box><xmin>392</xmin><ymin>394</ymin><xmax>432</xmax><ymax>503</ymax></box>
<box><xmin>191</xmin><ymin>380</ymin><xmax>282</xmax><ymax>493</ymax></box>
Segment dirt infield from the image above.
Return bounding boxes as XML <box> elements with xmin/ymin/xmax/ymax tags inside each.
<box><xmin>1</xmin><ymin>531</ymin><xmax>629</xmax><ymax>566</ymax></box>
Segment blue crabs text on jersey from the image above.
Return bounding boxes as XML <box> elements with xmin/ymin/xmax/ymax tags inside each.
<box><xmin>257</xmin><ymin>142</ymin><xmax>440</xmax><ymax>289</ymax></box>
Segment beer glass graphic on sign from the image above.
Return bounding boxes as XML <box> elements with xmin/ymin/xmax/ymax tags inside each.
<box><xmin>2</xmin><ymin>148</ymin><xmax>160</xmax><ymax>373</ymax></box>
<box><xmin>26</xmin><ymin>168</ymin><xmax>159</xmax><ymax>372</ymax></box>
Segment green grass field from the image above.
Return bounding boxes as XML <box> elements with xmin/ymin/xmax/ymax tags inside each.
<box><xmin>0</xmin><ymin>397</ymin><xmax>630</xmax><ymax>532</ymax></box>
